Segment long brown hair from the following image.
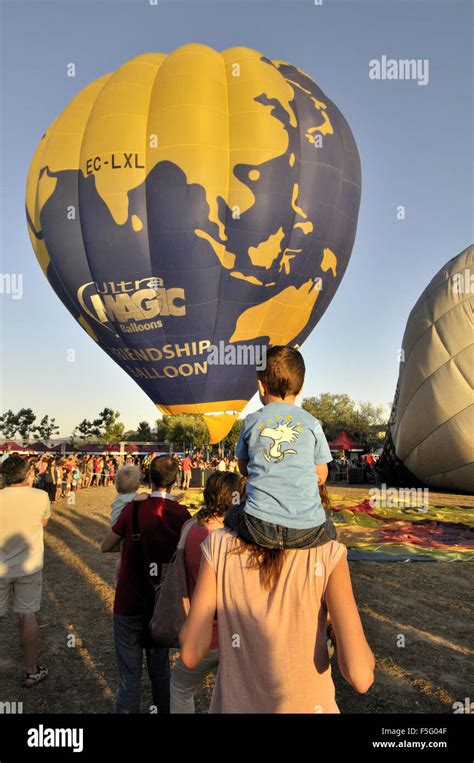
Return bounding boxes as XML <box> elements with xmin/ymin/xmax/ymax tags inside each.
<box><xmin>232</xmin><ymin>541</ymin><xmax>286</xmax><ymax>591</ymax></box>
<box><xmin>197</xmin><ymin>471</ymin><xmax>246</xmax><ymax>525</ymax></box>
<box><xmin>319</xmin><ymin>483</ymin><xmax>332</xmax><ymax>511</ymax></box>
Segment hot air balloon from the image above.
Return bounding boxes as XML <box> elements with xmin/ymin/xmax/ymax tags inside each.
<box><xmin>26</xmin><ymin>44</ymin><xmax>361</xmax><ymax>442</ymax></box>
<box><xmin>382</xmin><ymin>245</ymin><xmax>474</xmax><ymax>493</ymax></box>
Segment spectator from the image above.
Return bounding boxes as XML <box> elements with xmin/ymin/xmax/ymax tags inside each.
<box><xmin>91</xmin><ymin>456</ymin><xmax>101</xmax><ymax>487</ymax></box>
<box><xmin>71</xmin><ymin>464</ymin><xmax>81</xmax><ymax>492</ymax></box>
<box><xmin>101</xmin><ymin>455</ymin><xmax>191</xmax><ymax>714</ymax></box>
<box><xmin>170</xmin><ymin>471</ymin><xmax>245</xmax><ymax>713</ymax></box>
<box><xmin>43</xmin><ymin>458</ymin><xmax>55</xmax><ymax>501</ymax></box>
<box><xmin>215</xmin><ymin>457</ymin><xmax>226</xmax><ymax>472</ymax></box>
<box><xmin>54</xmin><ymin>459</ymin><xmax>63</xmax><ymax>502</ymax></box>
<box><xmin>109</xmin><ymin>465</ymin><xmax>149</xmax><ymax>583</ymax></box>
<box><xmin>83</xmin><ymin>456</ymin><xmax>94</xmax><ymax>488</ymax></box>
<box><xmin>110</xmin><ymin>465</ymin><xmax>144</xmax><ymax>524</ymax></box>
<box><xmin>0</xmin><ymin>454</ymin><xmax>51</xmax><ymax>687</ymax></box>
<box><xmin>37</xmin><ymin>456</ymin><xmax>48</xmax><ymax>491</ymax></box>
<box><xmin>180</xmin><ymin>526</ymin><xmax>374</xmax><ymax>712</ymax></box>
<box><xmin>108</xmin><ymin>459</ymin><xmax>116</xmax><ymax>485</ymax></box>
<box><xmin>181</xmin><ymin>453</ymin><xmax>192</xmax><ymax>490</ymax></box>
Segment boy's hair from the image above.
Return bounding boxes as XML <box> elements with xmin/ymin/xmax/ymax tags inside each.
<box><xmin>257</xmin><ymin>345</ymin><xmax>305</xmax><ymax>399</ymax></box>
<box><xmin>1</xmin><ymin>454</ymin><xmax>29</xmax><ymax>486</ymax></box>
<box><xmin>115</xmin><ymin>465</ymin><xmax>141</xmax><ymax>494</ymax></box>
<box><xmin>148</xmin><ymin>455</ymin><xmax>178</xmax><ymax>490</ymax></box>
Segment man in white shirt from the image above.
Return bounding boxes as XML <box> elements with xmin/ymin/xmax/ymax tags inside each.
<box><xmin>0</xmin><ymin>454</ymin><xmax>50</xmax><ymax>686</ymax></box>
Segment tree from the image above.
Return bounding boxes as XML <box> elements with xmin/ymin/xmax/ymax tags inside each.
<box><xmin>34</xmin><ymin>415</ymin><xmax>60</xmax><ymax>441</ymax></box>
<box><xmin>302</xmin><ymin>393</ymin><xmax>386</xmax><ymax>450</ymax></box>
<box><xmin>76</xmin><ymin>419</ymin><xmax>94</xmax><ymax>443</ymax></box>
<box><xmin>349</xmin><ymin>401</ymin><xmax>387</xmax><ymax>449</ymax></box>
<box><xmin>302</xmin><ymin>394</ymin><xmax>353</xmax><ymax>440</ymax></box>
<box><xmin>92</xmin><ymin>408</ymin><xmax>124</xmax><ymax>443</ymax></box>
<box><xmin>225</xmin><ymin>419</ymin><xmax>243</xmax><ymax>450</ymax></box>
<box><xmin>155</xmin><ymin>414</ymin><xmax>209</xmax><ymax>449</ymax></box>
<box><xmin>104</xmin><ymin>421</ymin><xmax>125</xmax><ymax>443</ymax></box>
<box><xmin>0</xmin><ymin>410</ymin><xmax>20</xmax><ymax>439</ymax></box>
<box><xmin>16</xmin><ymin>408</ymin><xmax>37</xmax><ymax>445</ymax></box>
<box><xmin>1</xmin><ymin>410</ymin><xmax>61</xmax><ymax>444</ymax></box>
<box><xmin>123</xmin><ymin>429</ymin><xmax>139</xmax><ymax>442</ymax></box>
<box><xmin>155</xmin><ymin>418</ymin><xmax>170</xmax><ymax>442</ymax></box>
<box><xmin>135</xmin><ymin>421</ymin><xmax>155</xmax><ymax>442</ymax></box>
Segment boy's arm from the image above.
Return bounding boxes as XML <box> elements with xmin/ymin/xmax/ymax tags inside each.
<box><xmin>315</xmin><ymin>463</ymin><xmax>328</xmax><ymax>485</ymax></box>
<box><xmin>313</xmin><ymin>420</ymin><xmax>333</xmax><ymax>484</ymax></box>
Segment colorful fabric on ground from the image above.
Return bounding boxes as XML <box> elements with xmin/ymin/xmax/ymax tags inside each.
<box><xmin>329</xmin><ymin>496</ymin><xmax>474</xmax><ymax>561</ymax></box>
<box><xmin>178</xmin><ymin>490</ymin><xmax>474</xmax><ymax>561</ymax></box>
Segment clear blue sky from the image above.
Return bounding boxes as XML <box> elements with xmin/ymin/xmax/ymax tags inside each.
<box><xmin>1</xmin><ymin>0</ymin><xmax>472</xmax><ymax>437</ymax></box>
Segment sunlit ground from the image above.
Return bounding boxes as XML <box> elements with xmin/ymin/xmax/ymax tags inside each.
<box><xmin>0</xmin><ymin>484</ymin><xmax>472</xmax><ymax>713</ymax></box>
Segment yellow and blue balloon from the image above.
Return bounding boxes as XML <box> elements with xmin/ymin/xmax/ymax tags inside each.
<box><xmin>26</xmin><ymin>44</ymin><xmax>361</xmax><ymax>441</ymax></box>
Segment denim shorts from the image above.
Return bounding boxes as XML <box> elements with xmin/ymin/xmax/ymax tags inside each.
<box><xmin>224</xmin><ymin>502</ymin><xmax>337</xmax><ymax>550</ymax></box>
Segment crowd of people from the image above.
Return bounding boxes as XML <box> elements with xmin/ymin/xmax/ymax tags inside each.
<box><xmin>4</xmin><ymin>449</ymin><xmax>376</xmax><ymax>499</ymax></box>
<box><xmin>0</xmin><ymin>346</ymin><xmax>375</xmax><ymax>713</ymax></box>
<box><xmin>1</xmin><ymin>450</ymin><xmax>239</xmax><ymax>501</ymax></box>
<box><xmin>329</xmin><ymin>455</ymin><xmax>379</xmax><ymax>484</ymax></box>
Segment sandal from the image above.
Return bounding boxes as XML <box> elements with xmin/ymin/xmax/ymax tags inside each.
<box><xmin>23</xmin><ymin>665</ymin><xmax>48</xmax><ymax>688</ymax></box>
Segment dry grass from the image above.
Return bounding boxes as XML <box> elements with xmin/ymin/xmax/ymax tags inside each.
<box><xmin>0</xmin><ymin>484</ymin><xmax>472</xmax><ymax>713</ymax></box>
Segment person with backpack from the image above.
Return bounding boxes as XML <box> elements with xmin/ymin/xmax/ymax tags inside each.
<box><xmin>101</xmin><ymin>455</ymin><xmax>191</xmax><ymax>713</ymax></box>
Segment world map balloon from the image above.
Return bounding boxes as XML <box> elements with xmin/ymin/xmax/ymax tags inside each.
<box><xmin>383</xmin><ymin>245</ymin><xmax>474</xmax><ymax>492</ymax></box>
<box><xmin>26</xmin><ymin>44</ymin><xmax>361</xmax><ymax>440</ymax></box>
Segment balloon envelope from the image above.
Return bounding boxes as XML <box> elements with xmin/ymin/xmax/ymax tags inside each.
<box><xmin>26</xmin><ymin>44</ymin><xmax>361</xmax><ymax>427</ymax></box>
<box><xmin>386</xmin><ymin>245</ymin><xmax>474</xmax><ymax>493</ymax></box>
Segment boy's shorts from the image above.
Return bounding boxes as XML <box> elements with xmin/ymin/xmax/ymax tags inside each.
<box><xmin>0</xmin><ymin>571</ymin><xmax>43</xmax><ymax>617</ymax></box>
<box><xmin>224</xmin><ymin>502</ymin><xmax>337</xmax><ymax>550</ymax></box>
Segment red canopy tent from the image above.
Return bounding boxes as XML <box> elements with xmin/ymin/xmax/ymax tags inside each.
<box><xmin>0</xmin><ymin>440</ymin><xmax>27</xmax><ymax>452</ymax></box>
<box><xmin>329</xmin><ymin>431</ymin><xmax>364</xmax><ymax>451</ymax></box>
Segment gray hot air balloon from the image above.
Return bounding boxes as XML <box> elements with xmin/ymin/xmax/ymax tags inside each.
<box><xmin>382</xmin><ymin>244</ymin><xmax>474</xmax><ymax>493</ymax></box>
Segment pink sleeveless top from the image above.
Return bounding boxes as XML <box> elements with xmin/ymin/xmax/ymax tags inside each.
<box><xmin>201</xmin><ymin>529</ymin><xmax>346</xmax><ymax>714</ymax></box>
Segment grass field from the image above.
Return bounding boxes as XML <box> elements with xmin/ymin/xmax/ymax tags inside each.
<box><xmin>0</xmin><ymin>484</ymin><xmax>473</xmax><ymax>714</ymax></box>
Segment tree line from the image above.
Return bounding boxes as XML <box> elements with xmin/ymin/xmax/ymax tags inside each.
<box><xmin>0</xmin><ymin>395</ymin><xmax>387</xmax><ymax>451</ymax></box>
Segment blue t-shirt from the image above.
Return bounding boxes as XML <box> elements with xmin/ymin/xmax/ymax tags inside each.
<box><xmin>235</xmin><ymin>402</ymin><xmax>333</xmax><ymax>529</ymax></box>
